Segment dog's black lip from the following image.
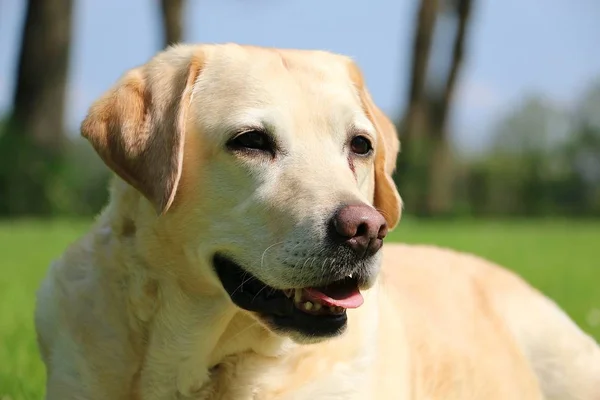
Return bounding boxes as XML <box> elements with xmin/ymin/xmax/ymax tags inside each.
<box><xmin>213</xmin><ymin>254</ymin><xmax>292</xmax><ymax>316</ymax></box>
<box><xmin>213</xmin><ymin>254</ymin><xmax>349</xmax><ymax>337</ymax></box>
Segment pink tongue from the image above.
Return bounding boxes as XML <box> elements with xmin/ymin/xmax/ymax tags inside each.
<box><xmin>304</xmin><ymin>278</ymin><xmax>364</xmax><ymax>309</ymax></box>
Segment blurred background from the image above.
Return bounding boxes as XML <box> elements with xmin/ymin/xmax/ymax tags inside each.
<box><xmin>0</xmin><ymin>0</ymin><xmax>599</xmax><ymax>398</ymax></box>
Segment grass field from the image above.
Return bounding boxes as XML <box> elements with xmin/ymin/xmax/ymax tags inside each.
<box><xmin>1</xmin><ymin>218</ymin><xmax>599</xmax><ymax>399</ymax></box>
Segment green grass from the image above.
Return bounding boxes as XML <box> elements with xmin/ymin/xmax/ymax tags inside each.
<box><xmin>1</xmin><ymin>218</ymin><xmax>599</xmax><ymax>399</ymax></box>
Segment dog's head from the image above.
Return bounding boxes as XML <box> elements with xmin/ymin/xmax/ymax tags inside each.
<box><xmin>82</xmin><ymin>44</ymin><xmax>402</xmax><ymax>343</ymax></box>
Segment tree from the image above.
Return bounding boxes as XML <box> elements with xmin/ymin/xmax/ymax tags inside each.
<box><xmin>0</xmin><ymin>0</ymin><xmax>74</xmax><ymax>216</ymax></box>
<box><xmin>483</xmin><ymin>96</ymin><xmax>570</xmax><ymax>215</ymax></box>
<box><xmin>402</xmin><ymin>0</ymin><xmax>439</xmax><ymax>146</ymax></box>
<box><xmin>397</xmin><ymin>0</ymin><xmax>474</xmax><ymax>217</ymax></box>
<box><xmin>491</xmin><ymin>96</ymin><xmax>570</xmax><ymax>156</ymax></box>
<box><xmin>470</xmin><ymin>87</ymin><xmax>600</xmax><ymax>217</ymax></box>
<box><xmin>396</xmin><ymin>0</ymin><xmax>438</xmax><ymax>215</ymax></box>
<box><xmin>424</xmin><ymin>0</ymin><xmax>473</xmax><ymax>215</ymax></box>
<box><xmin>160</xmin><ymin>0</ymin><xmax>185</xmax><ymax>48</ymax></box>
<box><xmin>566</xmin><ymin>81</ymin><xmax>600</xmax><ymax>214</ymax></box>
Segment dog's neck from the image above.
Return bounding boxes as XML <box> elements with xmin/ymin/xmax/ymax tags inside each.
<box><xmin>98</xmin><ymin>180</ymin><xmax>299</xmax><ymax>395</ymax></box>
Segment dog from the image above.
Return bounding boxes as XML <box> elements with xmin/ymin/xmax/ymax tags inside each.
<box><xmin>34</xmin><ymin>43</ymin><xmax>600</xmax><ymax>399</ymax></box>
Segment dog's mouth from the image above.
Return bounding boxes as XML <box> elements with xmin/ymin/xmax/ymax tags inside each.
<box><xmin>213</xmin><ymin>254</ymin><xmax>362</xmax><ymax>338</ymax></box>
<box><xmin>281</xmin><ymin>280</ymin><xmax>363</xmax><ymax>314</ymax></box>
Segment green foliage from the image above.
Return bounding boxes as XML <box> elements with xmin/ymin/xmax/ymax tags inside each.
<box><xmin>0</xmin><ymin>219</ymin><xmax>598</xmax><ymax>399</ymax></box>
<box><xmin>396</xmin><ymin>82</ymin><xmax>600</xmax><ymax>218</ymax></box>
<box><xmin>49</xmin><ymin>138</ymin><xmax>111</xmax><ymax>216</ymax></box>
<box><xmin>0</xmin><ymin>118</ymin><xmax>110</xmax><ymax>218</ymax></box>
<box><xmin>0</xmin><ymin>120</ymin><xmax>63</xmax><ymax>216</ymax></box>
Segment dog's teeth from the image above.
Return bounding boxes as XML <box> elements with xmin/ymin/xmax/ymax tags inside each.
<box><xmin>313</xmin><ymin>303</ymin><xmax>322</xmax><ymax>311</ymax></box>
<box><xmin>336</xmin><ymin>307</ymin><xmax>345</xmax><ymax>313</ymax></box>
<box><xmin>294</xmin><ymin>289</ymin><xmax>302</xmax><ymax>303</ymax></box>
<box><xmin>348</xmin><ymin>274</ymin><xmax>353</xmax><ymax>278</ymax></box>
<box><xmin>303</xmin><ymin>301</ymin><xmax>313</xmax><ymax>311</ymax></box>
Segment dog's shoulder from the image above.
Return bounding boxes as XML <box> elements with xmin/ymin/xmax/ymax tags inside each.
<box><xmin>376</xmin><ymin>244</ymin><xmax>543</xmax><ymax>399</ymax></box>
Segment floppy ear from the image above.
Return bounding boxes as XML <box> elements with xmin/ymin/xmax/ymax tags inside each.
<box><xmin>347</xmin><ymin>62</ymin><xmax>402</xmax><ymax>229</ymax></box>
<box><xmin>81</xmin><ymin>48</ymin><xmax>204</xmax><ymax>214</ymax></box>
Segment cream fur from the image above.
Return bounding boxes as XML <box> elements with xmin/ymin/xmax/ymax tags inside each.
<box><xmin>35</xmin><ymin>44</ymin><xmax>600</xmax><ymax>400</ymax></box>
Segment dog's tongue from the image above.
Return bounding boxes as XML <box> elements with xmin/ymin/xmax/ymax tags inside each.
<box><xmin>304</xmin><ymin>278</ymin><xmax>364</xmax><ymax>309</ymax></box>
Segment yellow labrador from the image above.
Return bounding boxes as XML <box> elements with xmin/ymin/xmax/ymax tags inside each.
<box><xmin>35</xmin><ymin>43</ymin><xmax>600</xmax><ymax>400</ymax></box>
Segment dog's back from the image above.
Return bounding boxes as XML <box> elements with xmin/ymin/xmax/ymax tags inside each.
<box><xmin>377</xmin><ymin>244</ymin><xmax>600</xmax><ymax>400</ymax></box>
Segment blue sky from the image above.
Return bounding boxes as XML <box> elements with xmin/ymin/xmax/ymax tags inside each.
<box><xmin>1</xmin><ymin>0</ymin><xmax>599</xmax><ymax>151</ymax></box>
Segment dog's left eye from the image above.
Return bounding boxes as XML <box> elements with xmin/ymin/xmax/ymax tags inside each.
<box><xmin>228</xmin><ymin>130</ymin><xmax>274</xmax><ymax>153</ymax></box>
<box><xmin>350</xmin><ymin>136</ymin><xmax>373</xmax><ymax>156</ymax></box>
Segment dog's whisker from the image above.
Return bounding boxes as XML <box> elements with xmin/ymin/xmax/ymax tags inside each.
<box><xmin>309</xmin><ymin>256</ymin><xmax>318</xmax><ymax>272</ymax></box>
<box><xmin>251</xmin><ymin>284</ymin><xmax>270</xmax><ymax>302</ymax></box>
<box><xmin>300</xmin><ymin>257</ymin><xmax>312</xmax><ymax>277</ymax></box>
<box><xmin>260</xmin><ymin>241</ymin><xmax>286</xmax><ymax>270</ymax></box>
<box><xmin>317</xmin><ymin>257</ymin><xmax>327</xmax><ymax>283</ymax></box>
<box><xmin>230</xmin><ymin>272</ymin><xmax>256</xmax><ymax>297</ymax></box>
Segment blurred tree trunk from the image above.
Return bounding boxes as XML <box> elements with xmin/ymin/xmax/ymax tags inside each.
<box><xmin>424</xmin><ymin>0</ymin><xmax>473</xmax><ymax>215</ymax></box>
<box><xmin>160</xmin><ymin>0</ymin><xmax>185</xmax><ymax>48</ymax></box>
<box><xmin>397</xmin><ymin>0</ymin><xmax>473</xmax><ymax>217</ymax></box>
<box><xmin>0</xmin><ymin>0</ymin><xmax>73</xmax><ymax>216</ymax></box>
<box><xmin>403</xmin><ymin>0</ymin><xmax>438</xmax><ymax>145</ymax></box>
<box><xmin>396</xmin><ymin>0</ymin><xmax>439</xmax><ymax>215</ymax></box>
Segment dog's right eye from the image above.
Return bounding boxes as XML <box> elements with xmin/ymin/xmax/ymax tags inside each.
<box><xmin>228</xmin><ymin>130</ymin><xmax>275</xmax><ymax>154</ymax></box>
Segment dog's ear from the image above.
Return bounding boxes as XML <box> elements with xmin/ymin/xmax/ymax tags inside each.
<box><xmin>81</xmin><ymin>47</ymin><xmax>204</xmax><ymax>214</ymax></box>
<box><xmin>347</xmin><ymin>62</ymin><xmax>402</xmax><ymax>229</ymax></box>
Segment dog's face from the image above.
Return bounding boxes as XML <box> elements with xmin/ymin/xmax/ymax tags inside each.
<box><xmin>82</xmin><ymin>44</ymin><xmax>401</xmax><ymax>343</ymax></box>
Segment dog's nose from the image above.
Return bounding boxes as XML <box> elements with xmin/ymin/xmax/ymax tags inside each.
<box><xmin>329</xmin><ymin>204</ymin><xmax>388</xmax><ymax>258</ymax></box>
